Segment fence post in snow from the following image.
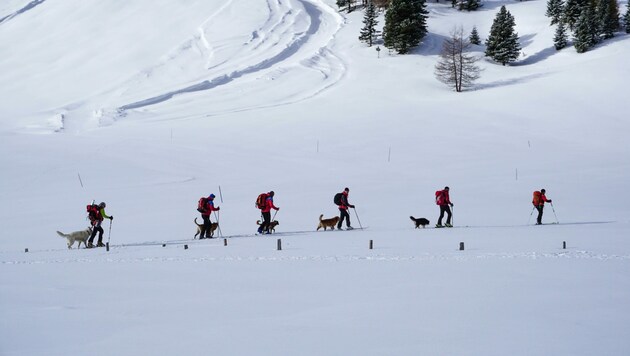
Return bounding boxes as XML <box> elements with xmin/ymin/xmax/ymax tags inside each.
<box><xmin>459</xmin><ymin>242</ymin><xmax>465</xmax><ymax>251</ymax></box>
<box><xmin>224</xmin><ymin>239</ymin><xmax>228</xmax><ymax>246</ymax></box>
<box><xmin>184</xmin><ymin>244</ymin><xmax>188</xmax><ymax>250</ymax></box>
<box><xmin>369</xmin><ymin>240</ymin><xmax>373</xmax><ymax>250</ymax></box>
<box><xmin>563</xmin><ymin>241</ymin><xmax>566</xmax><ymax>249</ymax></box>
<box><xmin>277</xmin><ymin>239</ymin><xmax>282</xmax><ymax>251</ymax></box>
<box><xmin>25</xmin><ymin>248</ymin><xmax>28</xmax><ymax>253</ymax></box>
<box><xmin>106</xmin><ymin>243</ymin><xmax>109</xmax><ymax>252</ymax></box>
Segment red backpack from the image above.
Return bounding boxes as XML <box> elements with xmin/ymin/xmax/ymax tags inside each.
<box><xmin>532</xmin><ymin>191</ymin><xmax>541</xmax><ymax>205</ymax></box>
<box><xmin>435</xmin><ymin>190</ymin><xmax>445</xmax><ymax>205</ymax></box>
<box><xmin>255</xmin><ymin>193</ymin><xmax>268</xmax><ymax>209</ymax></box>
<box><xmin>197</xmin><ymin>197</ymin><xmax>207</xmax><ymax>213</ymax></box>
<box><xmin>86</xmin><ymin>204</ymin><xmax>101</xmax><ymax>221</ymax></box>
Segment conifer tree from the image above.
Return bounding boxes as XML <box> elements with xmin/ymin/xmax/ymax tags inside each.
<box><xmin>469</xmin><ymin>26</ymin><xmax>481</xmax><ymax>45</ymax></box>
<box><xmin>485</xmin><ymin>6</ymin><xmax>521</xmax><ymax>65</ymax></box>
<box><xmin>459</xmin><ymin>0</ymin><xmax>481</xmax><ymax>12</ymax></box>
<box><xmin>546</xmin><ymin>0</ymin><xmax>565</xmax><ymax>26</ymax></box>
<box><xmin>624</xmin><ymin>3</ymin><xmax>630</xmax><ymax>33</ymax></box>
<box><xmin>564</xmin><ymin>0</ymin><xmax>587</xmax><ymax>30</ymax></box>
<box><xmin>383</xmin><ymin>0</ymin><xmax>429</xmax><ymax>54</ymax></box>
<box><xmin>573</xmin><ymin>5</ymin><xmax>596</xmax><ymax>53</ymax></box>
<box><xmin>598</xmin><ymin>0</ymin><xmax>620</xmax><ymax>39</ymax></box>
<box><xmin>359</xmin><ymin>1</ymin><xmax>379</xmax><ymax>46</ymax></box>
<box><xmin>435</xmin><ymin>28</ymin><xmax>481</xmax><ymax>92</ymax></box>
<box><xmin>553</xmin><ymin>21</ymin><xmax>568</xmax><ymax>49</ymax></box>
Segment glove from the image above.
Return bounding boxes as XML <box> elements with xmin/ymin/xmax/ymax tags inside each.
<box><xmin>216</xmin><ymin>207</ymin><xmax>221</xmax><ymax>211</ymax></box>
<box><xmin>450</xmin><ymin>203</ymin><xmax>454</xmax><ymax>207</ymax></box>
<box><xmin>109</xmin><ymin>216</ymin><xmax>114</xmax><ymax>220</ymax></box>
<box><xmin>548</xmin><ymin>200</ymin><xmax>552</xmax><ymax>203</ymax></box>
<box><xmin>350</xmin><ymin>205</ymin><xmax>355</xmax><ymax>209</ymax></box>
<box><xmin>275</xmin><ymin>207</ymin><xmax>280</xmax><ymax>211</ymax></box>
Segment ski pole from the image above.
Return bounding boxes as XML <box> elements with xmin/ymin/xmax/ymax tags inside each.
<box><xmin>214</xmin><ymin>211</ymin><xmax>223</xmax><ymax>238</ymax></box>
<box><xmin>528</xmin><ymin>206</ymin><xmax>535</xmax><ymax>225</ymax></box>
<box><xmin>550</xmin><ymin>202</ymin><xmax>559</xmax><ymax>224</ymax></box>
<box><xmin>107</xmin><ymin>219</ymin><xmax>113</xmax><ymax>245</ymax></box>
<box><xmin>272</xmin><ymin>209</ymin><xmax>278</xmax><ymax>222</ymax></box>
<box><xmin>451</xmin><ymin>205</ymin><xmax>454</xmax><ymax>226</ymax></box>
<box><xmin>352</xmin><ymin>207</ymin><xmax>363</xmax><ymax>229</ymax></box>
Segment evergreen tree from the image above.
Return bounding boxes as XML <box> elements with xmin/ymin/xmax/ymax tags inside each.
<box><xmin>564</xmin><ymin>0</ymin><xmax>587</xmax><ymax>30</ymax></box>
<box><xmin>573</xmin><ymin>5</ymin><xmax>596</xmax><ymax>52</ymax></box>
<box><xmin>337</xmin><ymin>0</ymin><xmax>357</xmax><ymax>12</ymax></box>
<box><xmin>625</xmin><ymin>3</ymin><xmax>630</xmax><ymax>33</ymax></box>
<box><xmin>383</xmin><ymin>0</ymin><xmax>429</xmax><ymax>54</ymax></box>
<box><xmin>435</xmin><ymin>28</ymin><xmax>481</xmax><ymax>92</ymax></box>
<box><xmin>553</xmin><ymin>21</ymin><xmax>568</xmax><ymax>49</ymax></box>
<box><xmin>469</xmin><ymin>26</ymin><xmax>481</xmax><ymax>45</ymax></box>
<box><xmin>546</xmin><ymin>0</ymin><xmax>565</xmax><ymax>26</ymax></box>
<box><xmin>485</xmin><ymin>6</ymin><xmax>521</xmax><ymax>65</ymax></box>
<box><xmin>359</xmin><ymin>1</ymin><xmax>379</xmax><ymax>46</ymax></box>
<box><xmin>459</xmin><ymin>0</ymin><xmax>481</xmax><ymax>11</ymax></box>
<box><xmin>598</xmin><ymin>0</ymin><xmax>620</xmax><ymax>39</ymax></box>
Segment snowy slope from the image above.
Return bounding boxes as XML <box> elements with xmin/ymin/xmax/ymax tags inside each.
<box><xmin>1</xmin><ymin>0</ymin><xmax>629</xmax><ymax>355</ymax></box>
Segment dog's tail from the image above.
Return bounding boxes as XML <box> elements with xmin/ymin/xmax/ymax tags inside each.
<box><xmin>56</xmin><ymin>231</ymin><xmax>67</xmax><ymax>238</ymax></box>
<box><xmin>256</xmin><ymin>220</ymin><xmax>261</xmax><ymax>225</ymax></box>
<box><xmin>194</xmin><ymin>217</ymin><xmax>203</xmax><ymax>227</ymax></box>
<box><xmin>319</xmin><ymin>214</ymin><xmax>324</xmax><ymax>221</ymax></box>
<box><xmin>410</xmin><ymin>216</ymin><xmax>416</xmax><ymax>221</ymax></box>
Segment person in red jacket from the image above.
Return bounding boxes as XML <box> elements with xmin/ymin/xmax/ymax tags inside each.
<box><xmin>199</xmin><ymin>194</ymin><xmax>220</xmax><ymax>239</ymax></box>
<box><xmin>532</xmin><ymin>189</ymin><xmax>552</xmax><ymax>225</ymax></box>
<box><xmin>258</xmin><ymin>191</ymin><xmax>279</xmax><ymax>234</ymax></box>
<box><xmin>337</xmin><ymin>187</ymin><xmax>355</xmax><ymax>230</ymax></box>
<box><xmin>435</xmin><ymin>186</ymin><xmax>454</xmax><ymax>228</ymax></box>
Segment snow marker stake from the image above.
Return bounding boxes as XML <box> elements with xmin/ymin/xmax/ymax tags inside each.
<box><xmin>563</xmin><ymin>241</ymin><xmax>566</xmax><ymax>249</ymax></box>
<box><xmin>459</xmin><ymin>242</ymin><xmax>465</xmax><ymax>251</ymax></box>
<box><xmin>369</xmin><ymin>240</ymin><xmax>373</xmax><ymax>250</ymax></box>
<box><xmin>277</xmin><ymin>239</ymin><xmax>282</xmax><ymax>251</ymax></box>
<box><xmin>184</xmin><ymin>245</ymin><xmax>188</xmax><ymax>250</ymax></box>
<box><xmin>224</xmin><ymin>239</ymin><xmax>227</xmax><ymax>246</ymax></box>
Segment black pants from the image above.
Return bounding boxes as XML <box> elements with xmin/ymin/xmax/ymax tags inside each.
<box><xmin>337</xmin><ymin>208</ymin><xmax>351</xmax><ymax>229</ymax></box>
<box><xmin>200</xmin><ymin>215</ymin><xmax>212</xmax><ymax>238</ymax></box>
<box><xmin>89</xmin><ymin>221</ymin><xmax>104</xmax><ymax>244</ymax></box>
<box><xmin>536</xmin><ymin>205</ymin><xmax>544</xmax><ymax>224</ymax></box>
<box><xmin>259</xmin><ymin>211</ymin><xmax>271</xmax><ymax>233</ymax></box>
<box><xmin>438</xmin><ymin>205</ymin><xmax>452</xmax><ymax>225</ymax></box>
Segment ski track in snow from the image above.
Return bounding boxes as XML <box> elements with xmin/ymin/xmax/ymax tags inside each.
<box><xmin>3</xmin><ymin>250</ymin><xmax>629</xmax><ymax>265</ymax></box>
<box><xmin>0</xmin><ymin>0</ymin><xmax>46</xmax><ymax>25</ymax></box>
<box><xmin>116</xmin><ymin>0</ymin><xmax>345</xmax><ymax>117</ymax></box>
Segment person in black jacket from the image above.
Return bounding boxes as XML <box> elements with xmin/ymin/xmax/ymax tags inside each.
<box><xmin>336</xmin><ymin>187</ymin><xmax>355</xmax><ymax>230</ymax></box>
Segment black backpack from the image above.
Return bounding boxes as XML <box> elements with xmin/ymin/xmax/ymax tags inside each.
<box><xmin>333</xmin><ymin>192</ymin><xmax>343</xmax><ymax>205</ymax></box>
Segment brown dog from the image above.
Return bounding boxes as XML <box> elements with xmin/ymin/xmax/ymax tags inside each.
<box><xmin>317</xmin><ymin>214</ymin><xmax>340</xmax><ymax>231</ymax></box>
<box><xmin>194</xmin><ymin>217</ymin><xmax>219</xmax><ymax>239</ymax></box>
<box><xmin>256</xmin><ymin>219</ymin><xmax>279</xmax><ymax>234</ymax></box>
<box><xmin>410</xmin><ymin>216</ymin><xmax>430</xmax><ymax>228</ymax></box>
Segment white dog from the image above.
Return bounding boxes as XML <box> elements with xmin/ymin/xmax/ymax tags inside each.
<box><xmin>56</xmin><ymin>227</ymin><xmax>92</xmax><ymax>249</ymax></box>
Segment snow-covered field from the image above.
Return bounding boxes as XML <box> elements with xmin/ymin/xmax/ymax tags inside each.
<box><xmin>1</xmin><ymin>0</ymin><xmax>629</xmax><ymax>355</ymax></box>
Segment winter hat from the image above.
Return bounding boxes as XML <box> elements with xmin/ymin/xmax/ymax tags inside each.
<box><xmin>269</xmin><ymin>191</ymin><xmax>275</xmax><ymax>196</ymax></box>
<box><xmin>344</xmin><ymin>187</ymin><xmax>349</xmax><ymax>192</ymax></box>
<box><xmin>209</xmin><ymin>194</ymin><xmax>216</xmax><ymax>199</ymax></box>
<box><xmin>99</xmin><ymin>202</ymin><xmax>106</xmax><ymax>208</ymax></box>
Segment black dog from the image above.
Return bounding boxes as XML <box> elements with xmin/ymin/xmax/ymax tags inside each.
<box><xmin>410</xmin><ymin>216</ymin><xmax>430</xmax><ymax>228</ymax></box>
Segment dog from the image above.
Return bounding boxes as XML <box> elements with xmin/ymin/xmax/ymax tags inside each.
<box><xmin>194</xmin><ymin>217</ymin><xmax>218</xmax><ymax>239</ymax></box>
<box><xmin>317</xmin><ymin>214</ymin><xmax>340</xmax><ymax>231</ymax></box>
<box><xmin>256</xmin><ymin>219</ymin><xmax>279</xmax><ymax>234</ymax></box>
<box><xmin>56</xmin><ymin>227</ymin><xmax>92</xmax><ymax>249</ymax></box>
<box><xmin>410</xmin><ymin>216</ymin><xmax>430</xmax><ymax>228</ymax></box>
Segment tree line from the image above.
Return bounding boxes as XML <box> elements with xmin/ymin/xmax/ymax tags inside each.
<box><xmin>339</xmin><ymin>0</ymin><xmax>630</xmax><ymax>91</ymax></box>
